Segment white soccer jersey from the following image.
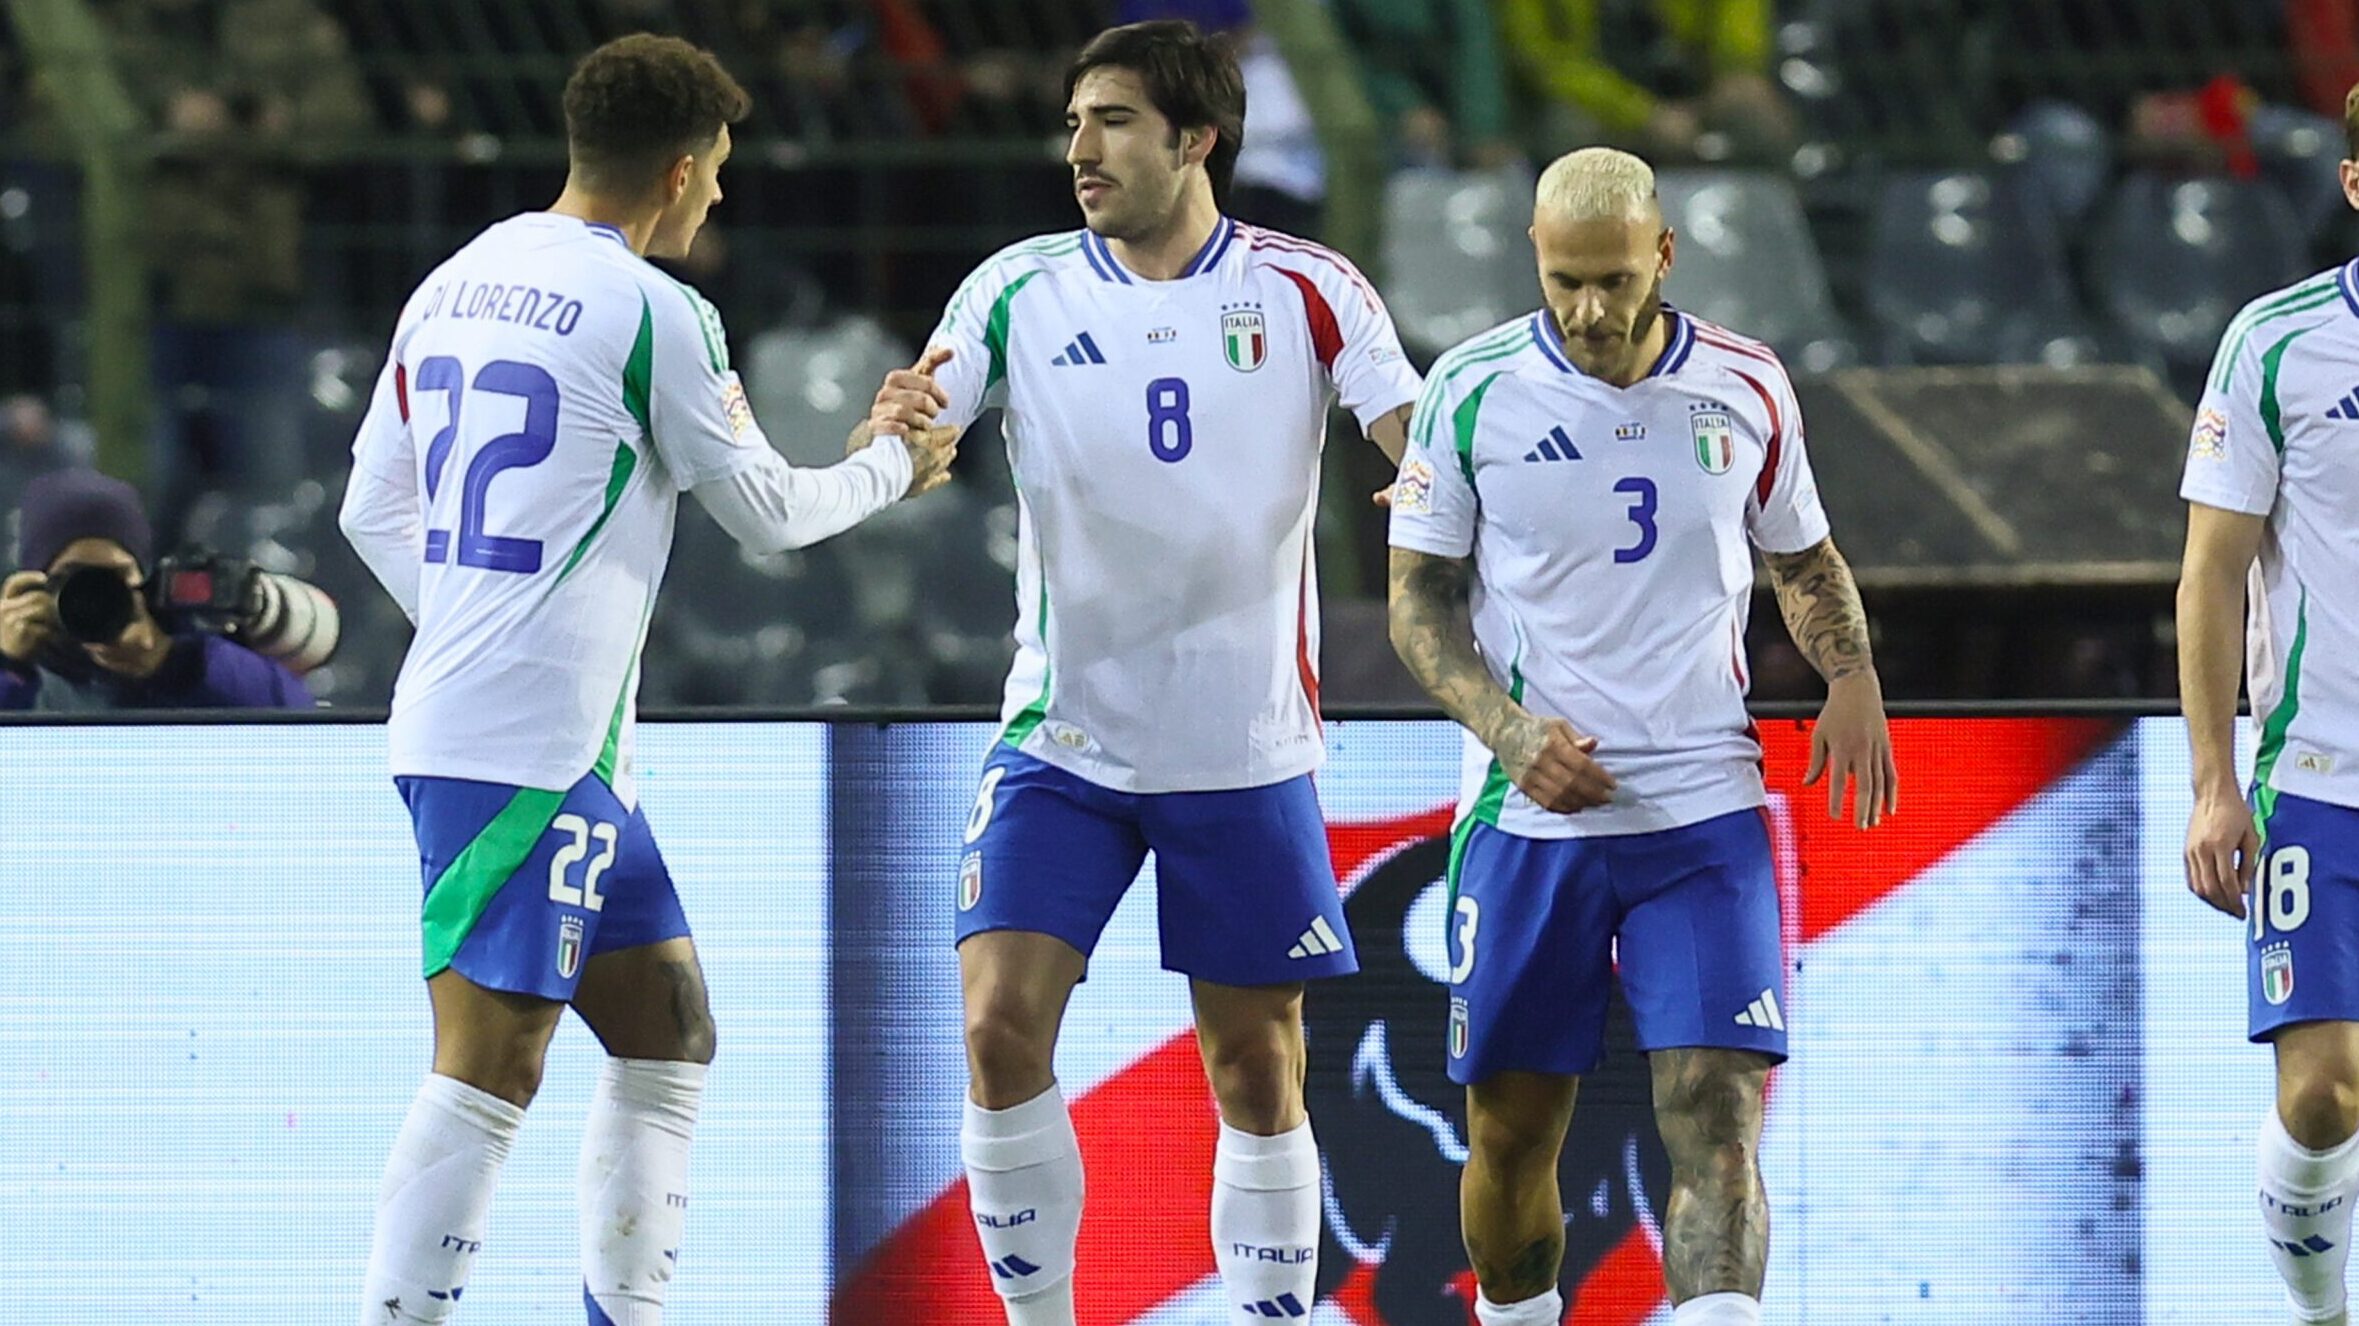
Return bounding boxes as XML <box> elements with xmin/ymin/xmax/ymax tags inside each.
<box><xmin>2184</xmin><ymin>261</ymin><xmax>2359</xmax><ymax>812</ymax></box>
<box><xmin>1388</xmin><ymin>309</ymin><xmax>1831</xmax><ymax>838</ymax></box>
<box><xmin>928</xmin><ymin>217</ymin><xmax>1423</xmax><ymax>792</ymax></box>
<box><xmin>347</xmin><ymin>214</ymin><xmax>793</xmax><ymax>802</ymax></box>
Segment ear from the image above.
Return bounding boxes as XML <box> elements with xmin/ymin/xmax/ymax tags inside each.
<box><xmin>1181</xmin><ymin>125</ymin><xmax>1217</xmax><ymax>169</ymax></box>
<box><xmin>1658</xmin><ymin>225</ymin><xmax>1677</xmax><ymax>278</ymax></box>
<box><xmin>665</xmin><ymin>152</ymin><xmax>696</xmax><ymax>205</ymax></box>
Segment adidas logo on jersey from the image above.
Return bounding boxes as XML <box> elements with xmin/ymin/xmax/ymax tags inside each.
<box><xmin>1287</xmin><ymin>916</ymin><xmax>1345</xmax><ymax>959</ymax></box>
<box><xmin>1241</xmin><ymin>1293</ymin><xmax>1308</xmax><ymax>1317</ymax></box>
<box><xmin>1733</xmin><ymin>989</ymin><xmax>1785</xmax><ymax>1032</ymax></box>
<box><xmin>1050</xmin><ymin>332</ymin><xmax>1107</xmax><ymax>366</ymax></box>
<box><xmin>1523</xmin><ymin>425</ymin><xmax>1583</xmax><ymax>463</ymax></box>
<box><xmin>2329</xmin><ymin>391</ymin><xmax>2359</xmax><ymax>421</ymax></box>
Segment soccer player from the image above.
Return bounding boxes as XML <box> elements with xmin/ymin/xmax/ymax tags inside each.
<box><xmin>337</xmin><ymin>36</ymin><xmax>954</xmax><ymax>1325</ymax></box>
<box><xmin>870</xmin><ymin>19</ymin><xmax>1421</xmax><ymax>1324</ymax></box>
<box><xmin>2181</xmin><ymin>84</ymin><xmax>2359</xmax><ymax>1326</ymax></box>
<box><xmin>1384</xmin><ymin>147</ymin><xmax>1895</xmax><ymax>1326</ymax></box>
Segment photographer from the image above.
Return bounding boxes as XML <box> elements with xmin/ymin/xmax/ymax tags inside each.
<box><xmin>0</xmin><ymin>471</ymin><xmax>315</xmax><ymax>712</ymax></box>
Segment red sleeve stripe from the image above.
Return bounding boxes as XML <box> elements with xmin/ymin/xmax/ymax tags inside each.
<box><xmin>1727</xmin><ymin>366</ymin><xmax>1783</xmax><ymax>507</ymax></box>
<box><xmin>394</xmin><ymin>361</ymin><xmax>409</xmax><ymax>423</ymax></box>
<box><xmin>1691</xmin><ymin>323</ymin><xmax>1782</xmax><ymax>368</ymax></box>
<box><xmin>1243</xmin><ymin>225</ymin><xmax>1382</xmax><ymax>311</ymax></box>
<box><xmin>1275</xmin><ymin>266</ymin><xmax>1344</xmax><ymax>371</ymax></box>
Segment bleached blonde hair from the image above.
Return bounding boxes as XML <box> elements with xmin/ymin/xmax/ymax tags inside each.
<box><xmin>1535</xmin><ymin>147</ymin><xmax>1660</xmax><ymax>223</ymax></box>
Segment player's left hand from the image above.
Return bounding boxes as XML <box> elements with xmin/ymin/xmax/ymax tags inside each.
<box><xmin>866</xmin><ymin>346</ymin><xmax>953</xmax><ymax>438</ymax></box>
<box><xmin>1804</xmin><ymin>672</ymin><xmax>1896</xmax><ymax>828</ymax></box>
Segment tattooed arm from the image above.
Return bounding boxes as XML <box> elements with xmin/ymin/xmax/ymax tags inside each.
<box><xmin>1388</xmin><ymin>547</ymin><xmax>1616</xmax><ymax>812</ymax></box>
<box><xmin>1760</xmin><ymin>536</ymin><xmax>1896</xmax><ymax>826</ymax></box>
<box><xmin>1760</xmin><ymin>535</ymin><xmax>1872</xmax><ymax>683</ymax></box>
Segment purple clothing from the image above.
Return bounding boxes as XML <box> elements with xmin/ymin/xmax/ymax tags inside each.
<box><xmin>1115</xmin><ymin>0</ymin><xmax>1252</xmax><ymax>31</ymax></box>
<box><xmin>0</xmin><ymin>633</ymin><xmax>314</xmax><ymax>712</ymax></box>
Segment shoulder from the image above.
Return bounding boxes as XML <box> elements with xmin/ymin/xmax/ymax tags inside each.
<box><xmin>1426</xmin><ymin>315</ymin><xmax>1543</xmax><ymax>393</ymax></box>
<box><xmin>951</xmin><ymin>232</ymin><xmax>1092</xmax><ymax>303</ymax></box>
<box><xmin>2211</xmin><ymin>265</ymin><xmax>2352</xmax><ymax>388</ymax></box>
<box><xmin>1237</xmin><ymin>223</ymin><xmax>1382</xmax><ymax>312</ymax></box>
<box><xmin>628</xmin><ymin>268</ymin><xmax>731</xmax><ymax>375</ymax></box>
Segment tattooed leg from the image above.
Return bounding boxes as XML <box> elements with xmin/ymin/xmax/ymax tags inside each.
<box><xmin>1463</xmin><ymin>1071</ymin><xmax>1581</xmax><ymax>1302</ymax></box>
<box><xmin>1650</xmin><ymin>1047</ymin><xmax>1772</xmax><ymax>1301</ymax></box>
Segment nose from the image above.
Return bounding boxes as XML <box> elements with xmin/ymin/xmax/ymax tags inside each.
<box><xmin>1067</xmin><ymin>121</ymin><xmax>1098</xmax><ymax>169</ymax></box>
<box><xmin>1568</xmin><ymin>288</ymin><xmax>1607</xmax><ymax>330</ymax></box>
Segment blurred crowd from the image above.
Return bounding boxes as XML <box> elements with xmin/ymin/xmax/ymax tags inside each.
<box><xmin>0</xmin><ymin>0</ymin><xmax>2349</xmax><ymax>708</ymax></box>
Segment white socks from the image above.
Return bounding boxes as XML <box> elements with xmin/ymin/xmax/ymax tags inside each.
<box><xmin>1211</xmin><ymin>1120</ymin><xmax>1321</xmax><ymax>1322</ymax></box>
<box><xmin>1475</xmin><ymin>1286</ymin><xmax>1564</xmax><ymax>1324</ymax></box>
<box><xmin>2262</xmin><ymin>1108</ymin><xmax>2359</xmax><ymax>1323</ymax></box>
<box><xmin>1672</xmin><ymin>1291</ymin><xmax>1762</xmax><ymax>1324</ymax></box>
<box><xmin>359</xmin><ymin>1074</ymin><xmax>525</xmax><ymax>1325</ymax></box>
<box><xmin>580</xmin><ymin>1058</ymin><xmax>706</xmax><ymax>1326</ymax></box>
<box><xmin>962</xmin><ymin>1086</ymin><xmax>1084</xmax><ymax>1325</ymax></box>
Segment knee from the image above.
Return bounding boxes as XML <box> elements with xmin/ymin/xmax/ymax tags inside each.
<box><xmin>1467</xmin><ymin>1103</ymin><xmax>1565</xmax><ymax>1179</ymax></box>
<box><xmin>1201</xmin><ymin>1031</ymin><xmax>1305</xmax><ymax>1132</ymax></box>
<box><xmin>439</xmin><ymin>1052</ymin><xmax>546</xmax><ymax>1110</ymax></box>
<box><xmin>2280</xmin><ymin>1073</ymin><xmax>2359</xmax><ymax>1150</ymax></box>
<box><xmin>964</xmin><ymin>991</ymin><xmax>1058</xmax><ymax>1101</ymax></box>
<box><xmin>1655</xmin><ymin>1073</ymin><xmax>1764</xmax><ymax>1184</ymax></box>
<box><xmin>675</xmin><ymin>1008</ymin><xmax>717</xmax><ymax>1067</ymax></box>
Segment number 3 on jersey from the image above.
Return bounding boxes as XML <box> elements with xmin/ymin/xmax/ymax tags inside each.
<box><xmin>414</xmin><ymin>355</ymin><xmax>563</xmax><ymax>572</ymax></box>
<box><xmin>1147</xmin><ymin>377</ymin><xmax>1192</xmax><ymax>463</ymax></box>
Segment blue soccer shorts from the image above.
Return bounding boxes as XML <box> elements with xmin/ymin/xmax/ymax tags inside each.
<box><xmin>400</xmin><ymin>773</ymin><xmax>691</xmax><ymax>1003</ymax></box>
<box><xmin>1445</xmin><ymin>807</ymin><xmax>1786</xmax><ymax>1084</ymax></box>
<box><xmin>2250</xmin><ymin>790</ymin><xmax>2359</xmax><ymax>1041</ymax></box>
<box><xmin>953</xmin><ymin>746</ymin><xmax>1357</xmax><ymax>986</ymax></box>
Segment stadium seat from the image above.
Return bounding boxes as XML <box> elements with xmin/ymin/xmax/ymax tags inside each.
<box><xmin>2003</xmin><ymin>101</ymin><xmax>2114</xmax><ymax>229</ymax></box>
<box><xmin>746</xmin><ymin>315</ymin><xmax>918</xmax><ymax>469</ymax></box>
<box><xmin>1655</xmin><ymin>169</ymin><xmax>1857</xmax><ymax>371</ymax></box>
<box><xmin>1379</xmin><ymin>164</ymin><xmax>1536</xmax><ymax>356</ymax></box>
<box><xmin>1866</xmin><ymin>170</ymin><xmax>2098</xmax><ymax>366</ymax></box>
<box><xmin>2092</xmin><ymin>172</ymin><xmax>2310</xmax><ymax>370</ymax></box>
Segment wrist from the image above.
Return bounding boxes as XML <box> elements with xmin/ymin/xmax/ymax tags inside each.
<box><xmin>1825</xmin><ymin>667</ymin><xmax>1880</xmax><ymax>694</ymax></box>
<box><xmin>2193</xmin><ymin>770</ymin><xmax>2245</xmax><ymax>802</ymax></box>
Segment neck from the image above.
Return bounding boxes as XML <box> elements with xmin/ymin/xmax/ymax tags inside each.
<box><xmin>547</xmin><ymin>180</ymin><xmax>663</xmax><ymax>256</ymax></box>
<box><xmin>1104</xmin><ymin>186</ymin><xmax>1222</xmax><ymax>281</ymax></box>
<box><xmin>1579</xmin><ymin>306</ymin><xmax>1673</xmax><ymax>388</ymax></box>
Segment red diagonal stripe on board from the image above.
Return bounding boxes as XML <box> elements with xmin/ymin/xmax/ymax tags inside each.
<box><xmin>833</xmin><ymin>718</ymin><xmax>2121</xmax><ymax>1324</ymax></box>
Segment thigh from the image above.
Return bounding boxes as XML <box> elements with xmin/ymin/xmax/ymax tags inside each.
<box><xmin>956</xmin><ymin>748</ymin><xmax>1149</xmax><ymax>962</ymax></box>
<box><xmin>1465</xmin><ymin>1070</ymin><xmax>1582</xmax><ymax>1166</ymax></box>
<box><xmin>1448</xmin><ymin>825</ymin><xmax>1617</xmax><ymax>1086</ymax></box>
<box><xmin>2251</xmin><ymin>793</ymin><xmax>2359</xmax><ymax>1041</ymax></box>
<box><xmin>427</xmin><ymin>966</ymin><xmax>565</xmax><ymax>1106</ymax></box>
<box><xmin>1611</xmin><ymin>809</ymin><xmax>1787</xmax><ymax>1063</ymax></box>
<box><xmin>571</xmin><ymin>936</ymin><xmax>713</xmax><ymax>1063</ymax></box>
<box><xmin>1145</xmin><ymin>773</ymin><xmax>1356</xmax><ymax>985</ymax></box>
<box><xmin>1649</xmin><ymin>1046</ymin><xmax>1772</xmax><ymax>1154</ymax></box>
<box><xmin>582</xmin><ymin>803</ymin><xmax>692</xmax><ymax>958</ymax></box>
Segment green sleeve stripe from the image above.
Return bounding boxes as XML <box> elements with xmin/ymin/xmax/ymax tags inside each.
<box><xmin>945</xmin><ymin>238</ymin><xmax>1082</xmax><ymax>333</ymax></box>
<box><xmin>2259</xmin><ymin>325</ymin><xmax>2320</xmax><ymax>454</ymax></box>
<box><xmin>984</xmin><ymin>269</ymin><xmax>1047</xmax><ymax>391</ymax></box>
<box><xmin>420</xmin><ymin>787</ymin><xmax>569</xmax><ymax>977</ymax></box>
<box><xmin>556</xmin><ymin>298</ymin><xmax>651</xmax><ymax>585</ymax></box>
<box><xmin>2214</xmin><ymin>284</ymin><xmax>2339</xmax><ymax>391</ymax></box>
<box><xmin>1412</xmin><ymin>327</ymin><xmax>1531</xmax><ymax>462</ymax></box>
<box><xmin>663</xmin><ymin>277</ymin><xmax>729</xmax><ymax>374</ymax></box>
<box><xmin>2253</xmin><ymin>588</ymin><xmax>2310</xmax><ymax>844</ymax></box>
<box><xmin>1451</xmin><ymin>373</ymin><xmax>1507</xmax><ymax>487</ymax></box>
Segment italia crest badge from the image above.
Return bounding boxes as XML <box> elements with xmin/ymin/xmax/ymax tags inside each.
<box><xmin>1221</xmin><ymin>307</ymin><xmax>1267</xmax><ymax>372</ymax></box>
<box><xmin>959</xmin><ymin>852</ymin><xmax>984</xmax><ymax>912</ymax></box>
<box><xmin>1692</xmin><ymin>409</ymin><xmax>1736</xmax><ymax>474</ymax></box>
<box><xmin>2263</xmin><ymin>942</ymin><xmax>2295</xmax><ymax>1006</ymax></box>
<box><xmin>1448</xmin><ymin>997</ymin><xmax>1470</xmax><ymax>1058</ymax></box>
<box><xmin>556</xmin><ymin>914</ymin><xmax>585</xmax><ymax>979</ymax></box>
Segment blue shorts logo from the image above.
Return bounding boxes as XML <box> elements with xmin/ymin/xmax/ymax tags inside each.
<box><xmin>2264</xmin><ymin>942</ymin><xmax>2296</xmax><ymax>1005</ymax></box>
<box><xmin>1448</xmin><ymin>997</ymin><xmax>1469</xmax><ymax>1058</ymax></box>
<box><xmin>959</xmin><ymin>852</ymin><xmax>984</xmax><ymax>912</ymax></box>
<box><xmin>556</xmin><ymin>914</ymin><xmax>584</xmax><ymax>980</ymax></box>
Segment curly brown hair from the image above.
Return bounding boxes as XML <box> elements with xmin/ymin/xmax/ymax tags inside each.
<box><xmin>563</xmin><ymin>34</ymin><xmax>750</xmax><ymax>192</ymax></box>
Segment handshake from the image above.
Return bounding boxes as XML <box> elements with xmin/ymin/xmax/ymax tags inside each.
<box><xmin>851</xmin><ymin>346</ymin><xmax>963</xmax><ymax>498</ymax></box>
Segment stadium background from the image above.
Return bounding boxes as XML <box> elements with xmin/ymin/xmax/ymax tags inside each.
<box><xmin>0</xmin><ymin>1</ymin><xmax>2345</xmax><ymax>1321</ymax></box>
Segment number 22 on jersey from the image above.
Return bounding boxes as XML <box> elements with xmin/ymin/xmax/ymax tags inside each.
<box><xmin>413</xmin><ymin>355</ymin><xmax>562</xmax><ymax>573</ymax></box>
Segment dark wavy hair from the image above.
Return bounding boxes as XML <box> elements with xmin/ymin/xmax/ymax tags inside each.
<box><xmin>563</xmin><ymin>34</ymin><xmax>749</xmax><ymax>192</ymax></box>
<box><xmin>1067</xmin><ymin>21</ymin><xmax>1247</xmax><ymax>204</ymax></box>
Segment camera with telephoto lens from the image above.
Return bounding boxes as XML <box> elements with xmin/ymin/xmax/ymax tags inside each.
<box><xmin>50</xmin><ymin>548</ymin><xmax>340</xmax><ymax>672</ymax></box>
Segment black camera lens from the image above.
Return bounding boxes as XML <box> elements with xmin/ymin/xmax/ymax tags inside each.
<box><xmin>52</xmin><ymin>565</ymin><xmax>137</xmax><ymax>643</ymax></box>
